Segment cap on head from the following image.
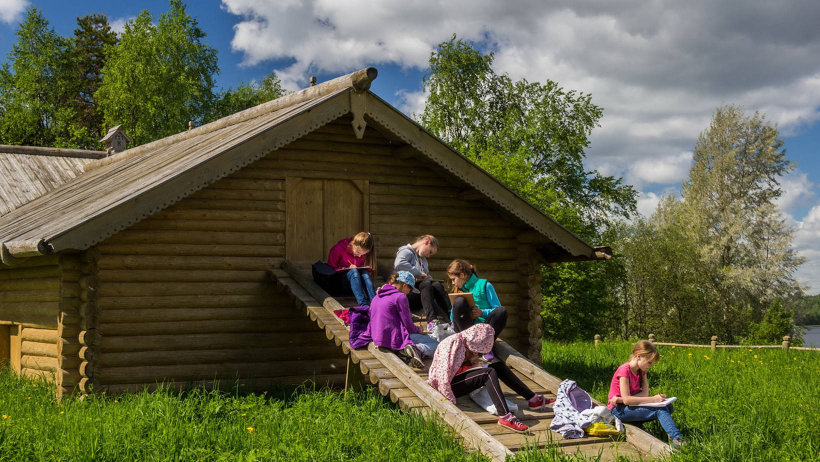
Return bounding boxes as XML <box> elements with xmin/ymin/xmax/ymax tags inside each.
<box><xmin>396</xmin><ymin>271</ymin><xmax>420</xmax><ymax>293</ymax></box>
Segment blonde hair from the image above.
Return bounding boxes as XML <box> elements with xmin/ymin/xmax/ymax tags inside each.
<box><xmin>350</xmin><ymin>232</ymin><xmax>376</xmax><ymax>268</ymax></box>
<box><xmin>631</xmin><ymin>340</ymin><xmax>660</xmax><ymax>362</ymax></box>
<box><xmin>413</xmin><ymin>234</ymin><xmax>439</xmax><ymax>249</ymax></box>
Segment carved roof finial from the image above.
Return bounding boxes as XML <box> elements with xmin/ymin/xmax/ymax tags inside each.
<box><xmin>309</xmin><ymin>76</ymin><xmax>317</xmax><ymax>86</ymax></box>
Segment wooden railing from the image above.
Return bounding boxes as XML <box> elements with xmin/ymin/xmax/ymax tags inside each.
<box><xmin>592</xmin><ymin>334</ymin><xmax>819</xmax><ymax>352</ymax></box>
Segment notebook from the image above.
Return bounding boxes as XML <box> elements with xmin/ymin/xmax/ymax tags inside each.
<box><xmin>448</xmin><ymin>291</ymin><xmax>475</xmax><ymax>307</ymax></box>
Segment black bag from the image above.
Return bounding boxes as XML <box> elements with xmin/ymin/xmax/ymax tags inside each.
<box><xmin>311</xmin><ymin>260</ymin><xmax>348</xmax><ymax>296</ymax></box>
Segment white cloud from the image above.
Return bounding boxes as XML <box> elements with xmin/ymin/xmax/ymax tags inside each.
<box><xmin>629</xmin><ymin>151</ymin><xmax>692</xmax><ymax>186</ymax></box>
<box><xmin>396</xmin><ymin>88</ymin><xmax>427</xmax><ymax>120</ymax></box>
<box><xmin>794</xmin><ymin>205</ymin><xmax>820</xmax><ymax>294</ymax></box>
<box><xmin>109</xmin><ymin>17</ymin><xmax>133</xmax><ymax>36</ymax></box>
<box><xmin>0</xmin><ymin>0</ymin><xmax>27</xmax><ymax>24</ymax></box>
<box><xmin>636</xmin><ymin>191</ymin><xmax>662</xmax><ymax>219</ymax></box>
<box><xmin>777</xmin><ymin>171</ymin><xmax>815</xmax><ymax>213</ymax></box>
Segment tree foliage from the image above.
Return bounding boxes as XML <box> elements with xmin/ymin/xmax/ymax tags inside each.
<box><xmin>207</xmin><ymin>72</ymin><xmax>286</xmax><ymax>122</ymax></box>
<box><xmin>420</xmin><ymin>36</ymin><xmax>636</xmax><ymax>231</ymax></box>
<box><xmin>618</xmin><ymin>106</ymin><xmax>804</xmax><ymax>343</ymax></box>
<box><xmin>96</xmin><ymin>0</ymin><xmax>218</xmax><ymax>145</ymax></box>
<box><xmin>0</xmin><ymin>8</ymin><xmax>74</xmax><ymax>146</ymax></box>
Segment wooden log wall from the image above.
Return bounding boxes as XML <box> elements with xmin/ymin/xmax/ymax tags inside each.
<box><xmin>0</xmin><ymin>256</ymin><xmax>61</xmax><ymax>384</ymax></box>
<box><xmin>92</xmin><ymin>153</ymin><xmax>345</xmax><ymax>392</ymax></box>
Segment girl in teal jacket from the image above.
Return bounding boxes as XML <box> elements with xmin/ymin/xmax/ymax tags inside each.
<box><xmin>446</xmin><ymin>259</ymin><xmax>507</xmax><ymax>341</ymax></box>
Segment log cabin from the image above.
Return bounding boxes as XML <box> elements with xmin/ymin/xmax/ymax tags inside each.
<box><xmin>0</xmin><ymin>68</ymin><xmax>609</xmax><ymax>396</ymax></box>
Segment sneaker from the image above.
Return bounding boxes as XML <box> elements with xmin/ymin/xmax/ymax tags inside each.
<box><xmin>671</xmin><ymin>438</ymin><xmax>685</xmax><ymax>449</ymax></box>
<box><xmin>528</xmin><ymin>394</ymin><xmax>556</xmax><ymax>410</ymax></box>
<box><xmin>403</xmin><ymin>344</ymin><xmax>424</xmax><ymax>369</ymax></box>
<box><xmin>498</xmin><ymin>413</ymin><xmax>528</xmax><ymax>433</ymax></box>
<box><xmin>481</xmin><ymin>352</ymin><xmax>495</xmax><ymax>362</ymax></box>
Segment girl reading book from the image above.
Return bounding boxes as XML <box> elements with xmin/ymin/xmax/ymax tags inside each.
<box><xmin>327</xmin><ymin>232</ymin><xmax>376</xmax><ymax>306</ymax></box>
<box><xmin>446</xmin><ymin>259</ymin><xmax>507</xmax><ymax>342</ymax></box>
<box><xmin>607</xmin><ymin>340</ymin><xmax>684</xmax><ymax>448</ymax></box>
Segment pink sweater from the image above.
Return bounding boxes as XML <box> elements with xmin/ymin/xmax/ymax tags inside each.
<box><xmin>327</xmin><ymin>238</ymin><xmax>367</xmax><ymax>270</ymax></box>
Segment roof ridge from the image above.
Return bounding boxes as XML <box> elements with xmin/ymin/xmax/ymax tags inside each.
<box><xmin>83</xmin><ymin>67</ymin><xmax>378</xmax><ymax>172</ymax></box>
<box><xmin>0</xmin><ymin>145</ymin><xmax>107</xmax><ymax>159</ymax></box>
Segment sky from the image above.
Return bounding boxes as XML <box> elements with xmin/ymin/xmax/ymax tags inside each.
<box><xmin>1</xmin><ymin>0</ymin><xmax>819</xmax><ymax>294</ymax></box>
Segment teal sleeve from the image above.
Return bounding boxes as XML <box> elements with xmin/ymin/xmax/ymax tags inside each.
<box><xmin>482</xmin><ymin>282</ymin><xmax>502</xmax><ymax>318</ymax></box>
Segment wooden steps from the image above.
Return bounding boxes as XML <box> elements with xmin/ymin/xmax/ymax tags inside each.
<box><xmin>269</xmin><ymin>261</ymin><xmax>670</xmax><ymax>461</ymax></box>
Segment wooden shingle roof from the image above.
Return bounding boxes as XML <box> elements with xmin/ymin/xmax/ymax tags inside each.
<box><xmin>0</xmin><ymin>67</ymin><xmax>606</xmax><ymax>265</ymax></box>
<box><xmin>0</xmin><ymin>146</ymin><xmax>107</xmax><ymax>217</ymax></box>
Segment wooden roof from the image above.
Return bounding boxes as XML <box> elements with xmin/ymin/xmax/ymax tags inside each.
<box><xmin>0</xmin><ymin>146</ymin><xmax>107</xmax><ymax>218</ymax></box>
<box><xmin>0</xmin><ymin>67</ymin><xmax>604</xmax><ymax>265</ymax></box>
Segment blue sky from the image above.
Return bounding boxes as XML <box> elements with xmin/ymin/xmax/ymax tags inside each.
<box><xmin>1</xmin><ymin>0</ymin><xmax>819</xmax><ymax>293</ymax></box>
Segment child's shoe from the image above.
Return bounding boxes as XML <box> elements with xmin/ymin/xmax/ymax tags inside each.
<box><xmin>481</xmin><ymin>352</ymin><xmax>495</xmax><ymax>362</ymax></box>
<box><xmin>403</xmin><ymin>344</ymin><xmax>424</xmax><ymax>369</ymax></box>
<box><xmin>528</xmin><ymin>394</ymin><xmax>556</xmax><ymax>410</ymax></box>
<box><xmin>671</xmin><ymin>438</ymin><xmax>685</xmax><ymax>450</ymax></box>
<box><xmin>498</xmin><ymin>413</ymin><xmax>528</xmax><ymax>433</ymax></box>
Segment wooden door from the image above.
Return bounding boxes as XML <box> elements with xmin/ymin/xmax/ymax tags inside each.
<box><xmin>286</xmin><ymin>177</ymin><xmax>369</xmax><ymax>263</ymax></box>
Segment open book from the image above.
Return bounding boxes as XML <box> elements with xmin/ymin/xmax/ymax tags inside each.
<box><xmin>334</xmin><ymin>266</ymin><xmax>371</xmax><ymax>272</ymax></box>
<box><xmin>641</xmin><ymin>396</ymin><xmax>677</xmax><ymax>408</ymax></box>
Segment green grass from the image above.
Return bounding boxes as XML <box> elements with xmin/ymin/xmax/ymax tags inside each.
<box><xmin>0</xmin><ymin>371</ymin><xmax>484</xmax><ymax>461</ymax></box>
<box><xmin>540</xmin><ymin>340</ymin><xmax>820</xmax><ymax>461</ymax></box>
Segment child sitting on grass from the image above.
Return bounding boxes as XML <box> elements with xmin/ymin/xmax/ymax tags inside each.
<box><xmin>607</xmin><ymin>340</ymin><xmax>684</xmax><ymax>448</ymax></box>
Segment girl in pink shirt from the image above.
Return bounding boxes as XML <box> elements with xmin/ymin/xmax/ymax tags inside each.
<box><xmin>607</xmin><ymin>340</ymin><xmax>684</xmax><ymax>448</ymax></box>
<box><xmin>327</xmin><ymin>232</ymin><xmax>376</xmax><ymax>306</ymax></box>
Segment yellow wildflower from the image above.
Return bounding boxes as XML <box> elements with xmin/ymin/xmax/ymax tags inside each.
<box><xmin>2</xmin><ymin>415</ymin><xmax>7</xmax><ymax>419</ymax></box>
<box><xmin>241</xmin><ymin>413</ymin><xmax>247</xmax><ymax>417</ymax></box>
<box><xmin>754</xmin><ymin>355</ymin><xmax>758</xmax><ymax>359</ymax></box>
<box><xmin>247</xmin><ymin>427</ymin><xmax>255</xmax><ymax>433</ymax></box>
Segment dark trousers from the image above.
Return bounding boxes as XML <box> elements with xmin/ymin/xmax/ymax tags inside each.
<box><xmin>407</xmin><ymin>278</ymin><xmax>451</xmax><ymax>321</ymax></box>
<box><xmin>452</xmin><ymin>296</ymin><xmax>507</xmax><ymax>340</ymax></box>
<box><xmin>450</xmin><ymin>362</ymin><xmax>535</xmax><ymax>416</ymax></box>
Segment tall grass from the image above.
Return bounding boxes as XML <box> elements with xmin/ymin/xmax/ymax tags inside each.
<box><xmin>0</xmin><ymin>371</ymin><xmax>483</xmax><ymax>461</ymax></box>
<box><xmin>540</xmin><ymin>340</ymin><xmax>820</xmax><ymax>461</ymax></box>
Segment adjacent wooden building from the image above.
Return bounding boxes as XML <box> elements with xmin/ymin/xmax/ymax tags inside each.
<box><xmin>0</xmin><ymin>68</ymin><xmax>607</xmax><ymax>395</ymax></box>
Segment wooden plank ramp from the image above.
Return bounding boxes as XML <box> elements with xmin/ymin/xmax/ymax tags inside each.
<box><xmin>269</xmin><ymin>262</ymin><xmax>670</xmax><ymax>461</ymax></box>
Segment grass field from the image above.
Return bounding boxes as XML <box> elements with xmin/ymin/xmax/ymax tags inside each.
<box><xmin>540</xmin><ymin>340</ymin><xmax>820</xmax><ymax>461</ymax></box>
<box><xmin>0</xmin><ymin>372</ymin><xmax>484</xmax><ymax>462</ymax></box>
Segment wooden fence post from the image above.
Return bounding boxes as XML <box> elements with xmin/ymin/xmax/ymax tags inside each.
<box><xmin>782</xmin><ymin>336</ymin><xmax>791</xmax><ymax>351</ymax></box>
<box><xmin>594</xmin><ymin>334</ymin><xmax>601</xmax><ymax>347</ymax></box>
<box><xmin>710</xmin><ymin>336</ymin><xmax>718</xmax><ymax>351</ymax></box>
<box><xmin>648</xmin><ymin>333</ymin><xmax>655</xmax><ymax>343</ymax></box>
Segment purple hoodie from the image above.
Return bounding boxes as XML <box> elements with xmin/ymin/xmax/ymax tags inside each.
<box><xmin>360</xmin><ymin>283</ymin><xmax>420</xmax><ymax>350</ymax></box>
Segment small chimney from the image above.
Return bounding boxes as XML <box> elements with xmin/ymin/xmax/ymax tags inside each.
<box><xmin>100</xmin><ymin>125</ymin><xmax>131</xmax><ymax>154</ymax></box>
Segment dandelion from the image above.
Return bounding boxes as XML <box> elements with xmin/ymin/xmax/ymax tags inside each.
<box><xmin>704</xmin><ymin>355</ymin><xmax>710</xmax><ymax>360</ymax></box>
<box><xmin>241</xmin><ymin>413</ymin><xmax>247</xmax><ymax>417</ymax></box>
<box><xmin>2</xmin><ymin>415</ymin><xmax>7</xmax><ymax>419</ymax></box>
<box><xmin>688</xmin><ymin>353</ymin><xmax>693</xmax><ymax>357</ymax></box>
<box><xmin>754</xmin><ymin>355</ymin><xmax>758</xmax><ymax>359</ymax></box>
<box><xmin>793</xmin><ymin>357</ymin><xmax>797</xmax><ymax>361</ymax></box>
<box><xmin>672</xmin><ymin>346</ymin><xmax>676</xmax><ymax>349</ymax></box>
<box><xmin>59</xmin><ymin>411</ymin><xmax>64</xmax><ymax>415</ymax></box>
<box><xmin>247</xmin><ymin>427</ymin><xmax>255</xmax><ymax>433</ymax></box>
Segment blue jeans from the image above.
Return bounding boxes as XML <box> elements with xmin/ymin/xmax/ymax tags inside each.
<box><xmin>346</xmin><ymin>269</ymin><xmax>376</xmax><ymax>306</ymax></box>
<box><xmin>611</xmin><ymin>403</ymin><xmax>682</xmax><ymax>441</ymax></box>
<box><xmin>409</xmin><ymin>333</ymin><xmax>439</xmax><ymax>358</ymax></box>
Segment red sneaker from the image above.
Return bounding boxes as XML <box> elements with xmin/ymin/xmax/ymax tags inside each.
<box><xmin>498</xmin><ymin>414</ymin><xmax>528</xmax><ymax>433</ymax></box>
<box><xmin>528</xmin><ymin>394</ymin><xmax>556</xmax><ymax>410</ymax></box>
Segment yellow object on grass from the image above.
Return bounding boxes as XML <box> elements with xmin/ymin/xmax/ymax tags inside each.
<box><xmin>585</xmin><ymin>422</ymin><xmax>621</xmax><ymax>436</ymax></box>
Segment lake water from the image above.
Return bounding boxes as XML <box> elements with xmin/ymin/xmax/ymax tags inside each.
<box><xmin>802</xmin><ymin>325</ymin><xmax>820</xmax><ymax>347</ymax></box>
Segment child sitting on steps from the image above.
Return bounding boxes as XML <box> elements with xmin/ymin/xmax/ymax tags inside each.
<box><xmin>607</xmin><ymin>340</ymin><xmax>685</xmax><ymax>448</ymax></box>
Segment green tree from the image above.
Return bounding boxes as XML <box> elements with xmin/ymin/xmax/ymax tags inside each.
<box><xmin>65</xmin><ymin>14</ymin><xmax>118</xmax><ymax>148</ymax></box>
<box><xmin>419</xmin><ymin>37</ymin><xmax>636</xmax><ymax>340</ymax></box>
<box><xmin>208</xmin><ymin>71</ymin><xmax>286</xmax><ymax>122</ymax></box>
<box><xmin>96</xmin><ymin>0</ymin><xmax>218</xmax><ymax>145</ymax></box>
<box><xmin>0</xmin><ymin>8</ymin><xmax>70</xmax><ymax>146</ymax></box>
<box><xmin>682</xmin><ymin>106</ymin><xmax>804</xmax><ymax>341</ymax></box>
<box><xmin>420</xmin><ymin>36</ymin><xmax>636</xmax><ymax>230</ymax></box>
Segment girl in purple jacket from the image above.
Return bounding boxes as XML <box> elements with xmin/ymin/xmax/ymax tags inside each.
<box><xmin>327</xmin><ymin>232</ymin><xmax>376</xmax><ymax>306</ymax></box>
<box><xmin>362</xmin><ymin>271</ymin><xmax>439</xmax><ymax>368</ymax></box>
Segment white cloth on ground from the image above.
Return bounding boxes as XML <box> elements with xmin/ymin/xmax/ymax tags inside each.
<box><xmin>468</xmin><ymin>386</ymin><xmax>519</xmax><ymax>415</ymax></box>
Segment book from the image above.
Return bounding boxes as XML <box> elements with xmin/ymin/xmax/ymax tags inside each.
<box><xmin>334</xmin><ymin>266</ymin><xmax>371</xmax><ymax>272</ymax></box>
<box><xmin>448</xmin><ymin>291</ymin><xmax>475</xmax><ymax>307</ymax></box>
<box><xmin>640</xmin><ymin>396</ymin><xmax>677</xmax><ymax>408</ymax></box>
